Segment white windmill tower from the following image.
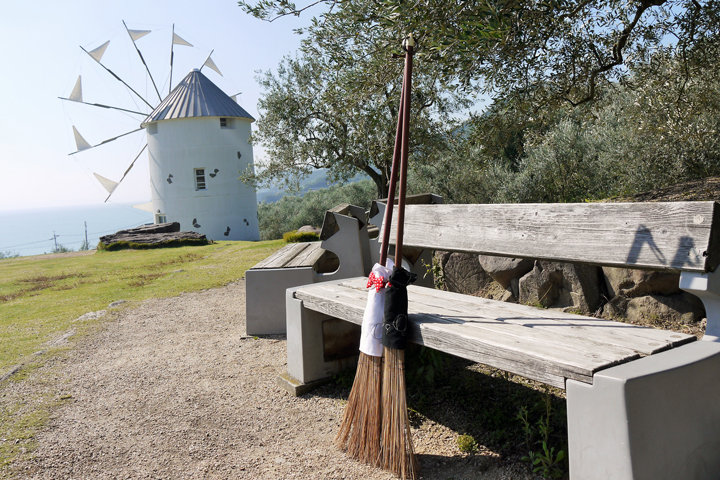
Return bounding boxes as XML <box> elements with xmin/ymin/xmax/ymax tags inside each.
<box><xmin>61</xmin><ymin>22</ymin><xmax>260</xmax><ymax>241</ymax></box>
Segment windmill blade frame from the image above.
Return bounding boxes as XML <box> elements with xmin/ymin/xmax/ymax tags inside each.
<box><xmin>80</xmin><ymin>44</ymin><xmax>155</xmax><ymax>110</ymax></box>
<box><xmin>103</xmin><ymin>143</ymin><xmax>148</xmax><ymax>202</ymax></box>
<box><xmin>69</xmin><ymin>127</ymin><xmax>144</xmax><ymax>155</ymax></box>
<box><xmin>122</xmin><ymin>20</ymin><xmax>163</xmax><ymax>102</ymax></box>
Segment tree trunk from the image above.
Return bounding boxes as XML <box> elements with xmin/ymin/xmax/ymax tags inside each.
<box><xmin>363</xmin><ymin>165</ymin><xmax>386</xmax><ymax>198</ymax></box>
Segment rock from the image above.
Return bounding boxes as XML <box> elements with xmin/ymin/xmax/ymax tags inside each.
<box><xmin>477</xmin><ymin>256</ymin><xmax>533</xmax><ymax>289</ymax></box>
<box><xmin>518</xmin><ymin>261</ymin><xmax>602</xmax><ymax>313</ymax></box>
<box><xmin>440</xmin><ymin>252</ymin><xmax>493</xmax><ymax>296</ymax></box>
<box><xmin>119</xmin><ymin>222</ymin><xmax>180</xmax><ymax>234</ymax></box>
<box><xmin>602</xmin><ymin>267</ymin><xmax>681</xmax><ymax>298</ymax></box>
<box><xmin>518</xmin><ymin>262</ymin><xmax>562</xmax><ymax>308</ymax></box>
<box><xmin>605</xmin><ymin>293</ymin><xmax>705</xmax><ymax>326</ymax></box>
<box><xmin>297</xmin><ymin>225</ymin><xmax>321</xmax><ymax>235</ymax></box>
<box><xmin>99</xmin><ymin>222</ymin><xmax>208</xmax><ymax>249</ymax></box>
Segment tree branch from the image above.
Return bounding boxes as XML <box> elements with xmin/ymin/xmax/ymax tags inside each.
<box><xmin>566</xmin><ymin>0</ymin><xmax>667</xmax><ymax>106</ymax></box>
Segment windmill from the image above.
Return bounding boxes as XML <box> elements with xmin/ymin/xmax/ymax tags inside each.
<box><xmin>60</xmin><ymin>22</ymin><xmax>260</xmax><ymax>241</ymax></box>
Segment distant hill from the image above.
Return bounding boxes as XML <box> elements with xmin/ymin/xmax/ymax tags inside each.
<box><xmin>256</xmin><ymin>170</ymin><xmax>369</xmax><ymax>203</ymax></box>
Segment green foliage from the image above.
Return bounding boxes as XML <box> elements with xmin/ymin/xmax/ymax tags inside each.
<box><xmin>456</xmin><ymin>434</ymin><xmax>479</xmax><ymax>454</ymax></box>
<box><xmin>258</xmin><ymin>179</ymin><xmax>376</xmax><ymax>240</ymax></box>
<box><xmin>0</xmin><ymin>240</ymin><xmax>283</xmax><ymax>375</ymax></box>
<box><xmin>406</xmin><ymin>345</ymin><xmax>450</xmax><ymax>387</ymax></box>
<box><xmin>96</xmin><ymin>238</ymin><xmax>210</xmax><ymax>252</ymax></box>
<box><xmin>0</xmin><ymin>251</ymin><xmax>19</xmax><ymax>260</ymax></box>
<box><xmin>517</xmin><ymin>393</ymin><xmax>567</xmax><ymax>479</ymax></box>
<box><xmin>282</xmin><ymin>230</ymin><xmax>320</xmax><ymax>243</ymax></box>
<box><xmin>242</xmin><ymin>0</ymin><xmax>720</xmax><ymax>206</ymax></box>
<box><xmin>242</xmin><ymin>0</ymin><xmax>468</xmax><ymax>198</ymax></box>
<box><xmin>241</xmin><ymin>0</ymin><xmax>719</xmax><ymax>107</ymax></box>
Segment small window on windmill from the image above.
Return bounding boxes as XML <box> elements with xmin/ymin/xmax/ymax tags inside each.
<box><xmin>220</xmin><ymin>117</ymin><xmax>233</xmax><ymax>129</ymax></box>
<box><xmin>147</xmin><ymin>123</ymin><xmax>158</xmax><ymax>135</ymax></box>
<box><xmin>155</xmin><ymin>213</ymin><xmax>167</xmax><ymax>224</ymax></box>
<box><xmin>194</xmin><ymin>168</ymin><xmax>207</xmax><ymax>190</ymax></box>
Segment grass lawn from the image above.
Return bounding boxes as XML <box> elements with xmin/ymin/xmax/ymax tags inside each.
<box><xmin>0</xmin><ymin>240</ymin><xmax>283</xmax><ymax>377</ymax></box>
<box><xmin>0</xmin><ymin>240</ymin><xmax>283</xmax><ymax>473</ymax></box>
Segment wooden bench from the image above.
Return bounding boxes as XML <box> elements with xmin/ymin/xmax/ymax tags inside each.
<box><xmin>281</xmin><ymin>201</ymin><xmax>720</xmax><ymax>479</ymax></box>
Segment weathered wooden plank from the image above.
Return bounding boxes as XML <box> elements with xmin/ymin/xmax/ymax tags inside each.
<box><xmin>410</xmin><ymin>284</ymin><xmax>695</xmax><ymax>353</ymax></box>
<box><xmin>379</xmin><ymin>202</ymin><xmax>719</xmax><ymax>272</ymax></box>
<box><xmin>294</xmin><ymin>278</ymin><xmax>695</xmax><ymax>387</ymax></box>
<box><xmin>335</xmin><ymin>277</ymin><xmax>694</xmax><ymax>353</ymax></box>
<box><xmin>297</xmin><ymin>283</ymin><xmax>636</xmax><ymax>371</ymax></box>
<box><xmin>295</xmin><ymin>285</ymin><xmax>596</xmax><ymax>387</ymax></box>
<box><xmin>252</xmin><ymin>242</ymin><xmax>323</xmax><ymax>269</ymax></box>
<box><xmin>284</xmin><ymin>242</ymin><xmax>324</xmax><ymax>268</ymax></box>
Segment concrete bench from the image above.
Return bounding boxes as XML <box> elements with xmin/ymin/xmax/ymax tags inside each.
<box><xmin>282</xmin><ymin>201</ymin><xmax>720</xmax><ymax>479</ymax></box>
<box><xmin>245</xmin><ymin>204</ymin><xmax>372</xmax><ymax>335</ymax></box>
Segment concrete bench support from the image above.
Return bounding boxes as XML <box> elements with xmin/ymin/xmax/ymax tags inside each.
<box><xmin>246</xmin><ymin>267</ymin><xmax>315</xmax><ymax>335</ymax></box>
<box><xmin>567</xmin><ymin>269</ymin><xmax>720</xmax><ymax>479</ymax></box>
<box><xmin>281</xmin><ymin>288</ymin><xmax>359</xmax><ymax>395</ymax></box>
<box><xmin>567</xmin><ymin>340</ymin><xmax>720</xmax><ymax>480</ymax></box>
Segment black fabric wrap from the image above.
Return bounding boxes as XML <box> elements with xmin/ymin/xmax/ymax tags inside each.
<box><xmin>382</xmin><ymin>266</ymin><xmax>417</xmax><ymax>349</ymax></box>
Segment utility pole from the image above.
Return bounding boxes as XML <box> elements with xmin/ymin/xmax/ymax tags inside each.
<box><xmin>84</xmin><ymin>221</ymin><xmax>88</xmax><ymax>249</ymax></box>
<box><xmin>52</xmin><ymin>231</ymin><xmax>58</xmax><ymax>251</ymax></box>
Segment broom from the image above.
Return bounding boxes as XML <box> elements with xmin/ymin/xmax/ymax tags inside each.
<box><xmin>334</xmin><ymin>62</ymin><xmax>408</xmax><ymax>465</ymax></box>
<box><xmin>379</xmin><ymin>34</ymin><xmax>419</xmax><ymax>480</ymax></box>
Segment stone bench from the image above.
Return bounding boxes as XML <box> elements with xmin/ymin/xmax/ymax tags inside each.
<box><xmin>245</xmin><ymin>204</ymin><xmax>372</xmax><ymax>335</ymax></box>
<box><xmin>282</xmin><ymin>201</ymin><xmax>720</xmax><ymax>479</ymax></box>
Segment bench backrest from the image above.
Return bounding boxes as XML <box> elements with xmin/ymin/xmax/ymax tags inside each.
<box><xmin>376</xmin><ymin>201</ymin><xmax>720</xmax><ymax>273</ymax></box>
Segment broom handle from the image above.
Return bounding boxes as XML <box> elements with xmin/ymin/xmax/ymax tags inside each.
<box><xmin>378</xmin><ymin>85</ymin><xmax>405</xmax><ymax>266</ymax></box>
<box><xmin>394</xmin><ymin>39</ymin><xmax>413</xmax><ymax>266</ymax></box>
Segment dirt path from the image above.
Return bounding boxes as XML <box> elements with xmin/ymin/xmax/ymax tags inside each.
<box><xmin>7</xmin><ymin>281</ymin><xmax>532</xmax><ymax>479</ymax></box>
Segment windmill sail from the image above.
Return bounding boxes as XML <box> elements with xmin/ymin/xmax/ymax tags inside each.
<box><xmin>93</xmin><ymin>173</ymin><xmax>119</xmax><ymax>195</ymax></box>
<box><xmin>72</xmin><ymin>126</ymin><xmax>91</xmax><ymax>152</ymax></box>
<box><xmin>203</xmin><ymin>54</ymin><xmax>222</xmax><ymax>76</ymax></box>
<box><xmin>69</xmin><ymin>76</ymin><xmax>83</xmax><ymax>102</ymax></box>
<box><xmin>172</xmin><ymin>32</ymin><xmax>193</xmax><ymax>46</ymax></box>
<box><xmin>88</xmin><ymin>40</ymin><xmax>110</xmax><ymax>62</ymax></box>
<box><xmin>169</xmin><ymin>27</ymin><xmax>194</xmax><ymax>94</ymax></box>
<box><xmin>127</xmin><ymin>29</ymin><xmax>151</xmax><ymax>41</ymax></box>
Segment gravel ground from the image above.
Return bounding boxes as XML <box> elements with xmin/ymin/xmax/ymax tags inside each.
<box><xmin>6</xmin><ymin>280</ymin><xmax>533</xmax><ymax>479</ymax></box>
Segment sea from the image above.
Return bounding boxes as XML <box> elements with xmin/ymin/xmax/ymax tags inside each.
<box><xmin>0</xmin><ymin>204</ymin><xmax>154</xmax><ymax>257</ymax></box>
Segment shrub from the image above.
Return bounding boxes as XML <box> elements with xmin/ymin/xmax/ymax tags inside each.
<box><xmin>282</xmin><ymin>230</ymin><xmax>320</xmax><ymax>243</ymax></box>
<box><xmin>456</xmin><ymin>434</ymin><xmax>479</xmax><ymax>454</ymax></box>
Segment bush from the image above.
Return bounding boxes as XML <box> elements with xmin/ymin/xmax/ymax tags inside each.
<box><xmin>456</xmin><ymin>434</ymin><xmax>479</xmax><ymax>454</ymax></box>
<box><xmin>283</xmin><ymin>230</ymin><xmax>320</xmax><ymax>243</ymax></box>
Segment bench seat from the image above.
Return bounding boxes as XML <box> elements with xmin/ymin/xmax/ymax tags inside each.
<box><xmin>293</xmin><ymin>277</ymin><xmax>695</xmax><ymax>389</ymax></box>
<box><xmin>251</xmin><ymin>241</ymin><xmax>325</xmax><ymax>270</ymax></box>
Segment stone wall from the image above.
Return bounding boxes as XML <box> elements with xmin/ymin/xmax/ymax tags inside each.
<box><xmin>435</xmin><ymin>252</ymin><xmax>706</xmax><ymax>333</ymax></box>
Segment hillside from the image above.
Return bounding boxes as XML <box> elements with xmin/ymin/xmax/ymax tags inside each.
<box><xmin>616</xmin><ymin>176</ymin><xmax>720</xmax><ymax>202</ymax></box>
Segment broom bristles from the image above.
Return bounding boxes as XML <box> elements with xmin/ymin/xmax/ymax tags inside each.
<box><xmin>335</xmin><ymin>352</ymin><xmax>383</xmax><ymax>465</ymax></box>
<box><xmin>380</xmin><ymin>347</ymin><xmax>418</xmax><ymax>480</ymax></box>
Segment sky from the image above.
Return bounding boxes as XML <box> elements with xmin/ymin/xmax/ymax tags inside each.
<box><xmin>0</xmin><ymin>0</ymin><xmax>308</xmax><ymax>212</ymax></box>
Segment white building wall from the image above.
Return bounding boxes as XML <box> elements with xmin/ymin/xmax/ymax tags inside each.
<box><xmin>147</xmin><ymin>116</ymin><xmax>260</xmax><ymax>241</ymax></box>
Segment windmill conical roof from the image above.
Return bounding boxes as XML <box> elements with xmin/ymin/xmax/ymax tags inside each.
<box><xmin>142</xmin><ymin>69</ymin><xmax>254</xmax><ymax>126</ymax></box>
